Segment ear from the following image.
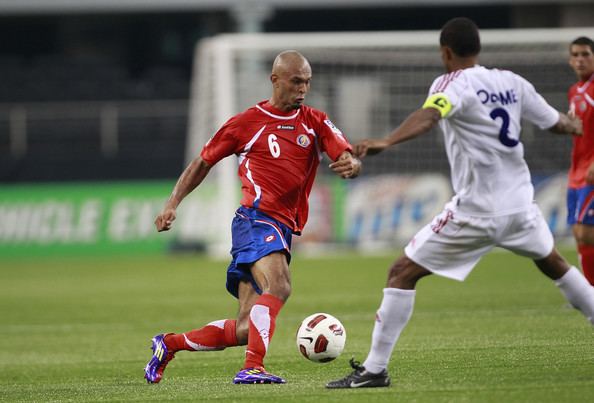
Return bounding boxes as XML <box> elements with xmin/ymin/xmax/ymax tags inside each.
<box><xmin>270</xmin><ymin>74</ymin><xmax>278</xmax><ymax>85</ymax></box>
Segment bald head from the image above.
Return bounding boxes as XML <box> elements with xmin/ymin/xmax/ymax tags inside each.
<box><xmin>269</xmin><ymin>50</ymin><xmax>312</xmax><ymax>112</ymax></box>
<box><xmin>272</xmin><ymin>50</ymin><xmax>311</xmax><ymax>76</ymax></box>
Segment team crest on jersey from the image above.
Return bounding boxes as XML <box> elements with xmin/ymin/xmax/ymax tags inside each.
<box><xmin>324</xmin><ymin>119</ymin><xmax>343</xmax><ymax>137</ymax></box>
<box><xmin>296</xmin><ymin>134</ymin><xmax>311</xmax><ymax>148</ymax></box>
<box><xmin>265</xmin><ymin>234</ymin><xmax>276</xmax><ymax>243</ymax></box>
<box><xmin>571</xmin><ymin>95</ymin><xmax>588</xmax><ymax>113</ymax></box>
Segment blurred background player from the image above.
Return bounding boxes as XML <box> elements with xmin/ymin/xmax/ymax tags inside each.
<box><xmin>567</xmin><ymin>36</ymin><xmax>594</xmax><ymax>286</ymax></box>
<box><xmin>144</xmin><ymin>50</ymin><xmax>361</xmax><ymax>385</ymax></box>
<box><xmin>327</xmin><ymin>17</ymin><xmax>594</xmax><ymax>389</ymax></box>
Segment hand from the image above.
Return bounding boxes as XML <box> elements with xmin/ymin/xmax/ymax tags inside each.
<box><xmin>155</xmin><ymin>208</ymin><xmax>176</xmax><ymax>232</ymax></box>
<box><xmin>587</xmin><ymin>163</ymin><xmax>594</xmax><ymax>185</ymax></box>
<box><xmin>329</xmin><ymin>152</ymin><xmax>361</xmax><ymax>179</ymax></box>
<box><xmin>353</xmin><ymin>138</ymin><xmax>389</xmax><ymax>158</ymax></box>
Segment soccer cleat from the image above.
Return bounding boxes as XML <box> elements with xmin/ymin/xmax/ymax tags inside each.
<box><xmin>232</xmin><ymin>367</ymin><xmax>286</xmax><ymax>384</ymax></box>
<box><xmin>326</xmin><ymin>358</ymin><xmax>390</xmax><ymax>389</ymax></box>
<box><xmin>144</xmin><ymin>334</ymin><xmax>175</xmax><ymax>384</ymax></box>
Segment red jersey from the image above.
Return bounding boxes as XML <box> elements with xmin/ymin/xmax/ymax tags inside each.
<box><xmin>568</xmin><ymin>73</ymin><xmax>594</xmax><ymax>188</ymax></box>
<box><xmin>201</xmin><ymin>100</ymin><xmax>352</xmax><ymax>233</ymax></box>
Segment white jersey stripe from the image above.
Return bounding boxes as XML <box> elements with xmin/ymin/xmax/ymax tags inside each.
<box><xmin>238</xmin><ymin>125</ymin><xmax>266</xmax><ymax>165</ymax></box>
<box><xmin>244</xmin><ymin>160</ymin><xmax>262</xmax><ymax>205</ymax></box>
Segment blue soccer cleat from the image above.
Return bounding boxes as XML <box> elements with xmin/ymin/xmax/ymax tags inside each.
<box><xmin>144</xmin><ymin>334</ymin><xmax>175</xmax><ymax>384</ymax></box>
<box><xmin>233</xmin><ymin>367</ymin><xmax>286</xmax><ymax>384</ymax></box>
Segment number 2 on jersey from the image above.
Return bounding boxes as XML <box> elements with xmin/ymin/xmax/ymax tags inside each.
<box><xmin>490</xmin><ymin>107</ymin><xmax>518</xmax><ymax>147</ymax></box>
<box><xmin>268</xmin><ymin>134</ymin><xmax>281</xmax><ymax>158</ymax></box>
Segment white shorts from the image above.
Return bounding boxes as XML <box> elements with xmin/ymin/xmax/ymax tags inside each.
<box><xmin>404</xmin><ymin>202</ymin><xmax>554</xmax><ymax>281</ymax></box>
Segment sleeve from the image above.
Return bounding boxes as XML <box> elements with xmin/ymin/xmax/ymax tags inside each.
<box><xmin>200</xmin><ymin>115</ymin><xmax>241</xmax><ymax>165</ymax></box>
<box><xmin>423</xmin><ymin>73</ymin><xmax>465</xmax><ymax>119</ymax></box>
<box><xmin>517</xmin><ymin>75</ymin><xmax>559</xmax><ymax>130</ymax></box>
<box><xmin>316</xmin><ymin>113</ymin><xmax>352</xmax><ymax>161</ymax></box>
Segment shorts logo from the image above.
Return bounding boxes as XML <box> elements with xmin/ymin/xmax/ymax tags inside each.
<box><xmin>431</xmin><ymin>210</ymin><xmax>454</xmax><ymax>234</ymax></box>
<box><xmin>296</xmin><ymin>134</ymin><xmax>310</xmax><ymax>148</ymax></box>
<box><xmin>265</xmin><ymin>234</ymin><xmax>276</xmax><ymax>242</ymax></box>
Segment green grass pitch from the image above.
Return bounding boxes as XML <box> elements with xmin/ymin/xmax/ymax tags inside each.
<box><xmin>0</xmin><ymin>248</ymin><xmax>593</xmax><ymax>402</ymax></box>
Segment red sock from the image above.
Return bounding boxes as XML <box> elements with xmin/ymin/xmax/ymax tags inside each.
<box><xmin>243</xmin><ymin>294</ymin><xmax>284</xmax><ymax>369</ymax></box>
<box><xmin>578</xmin><ymin>244</ymin><xmax>594</xmax><ymax>286</ymax></box>
<box><xmin>164</xmin><ymin>319</ymin><xmax>238</xmax><ymax>353</ymax></box>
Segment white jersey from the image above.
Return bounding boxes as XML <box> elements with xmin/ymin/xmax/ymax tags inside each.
<box><xmin>428</xmin><ymin>65</ymin><xmax>559</xmax><ymax>216</ymax></box>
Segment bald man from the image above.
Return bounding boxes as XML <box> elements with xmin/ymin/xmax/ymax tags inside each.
<box><xmin>144</xmin><ymin>50</ymin><xmax>361</xmax><ymax>385</ymax></box>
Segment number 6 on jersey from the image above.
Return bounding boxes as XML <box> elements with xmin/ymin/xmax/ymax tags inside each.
<box><xmin>268</xmin><ymin>134</ymin><xmax>281</xmax><ymax>158</ymax></box>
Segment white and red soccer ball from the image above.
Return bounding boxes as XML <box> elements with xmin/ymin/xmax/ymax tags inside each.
<box><xmin>296</xmin><ymin>313</ymin><xmax>346</xmax><ymax>363</ymax></box>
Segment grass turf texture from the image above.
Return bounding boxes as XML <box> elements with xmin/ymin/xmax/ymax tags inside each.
<box><xmin>0</xmin><ymin>249</ymin><xmax>592</xmax><ymax>402</ymax></box>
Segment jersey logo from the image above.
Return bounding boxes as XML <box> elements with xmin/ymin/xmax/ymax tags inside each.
<box><xmin>277</xmin><ymin>124</ymin><xmax>295</xmax><ymax>130</ymax></box>
<box><xmin>324</xmin><ymin>119</ymin><xmax>344</xmax><ymax>137</ymax></box>
<box><xmin>296</xmin><ymin>134</ymin><xmax>311</xmax><ymax>148</ymax></box>
<box><xmin>265</xmin><ymin>234</ymin><xmax>276</xmax><ymax>242</ymax></box>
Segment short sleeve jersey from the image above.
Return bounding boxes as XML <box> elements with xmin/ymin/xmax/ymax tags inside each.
<box><xmin>201</xmin><ymin>100</ymin><xmax>352</xmax><ymax>233</ymax></box>
<box><xmin>567</xmin><ymin>73</ymin><xmax>594</xmax><ymax>188</ymax></box>
<box><xmin>427</xmin><ymin>65</ymin><xmax>559</xmax><ymax>215</ymax></box>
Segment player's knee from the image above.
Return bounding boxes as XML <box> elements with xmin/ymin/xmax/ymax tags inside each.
<box><xmin>387</xmin><ymin>256</ymin><xmax>427</xmax><ymax>289</ymax></box>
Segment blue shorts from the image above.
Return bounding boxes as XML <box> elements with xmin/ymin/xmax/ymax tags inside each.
<box><xmin>226</xmin><ymin>206</ymin><xmax>293</xmax><ymax>298</ymax></box>
<box><xmin>567</xmin><ymin>185</ymin><xmax>594</xmax><ymax>225</ymax></box>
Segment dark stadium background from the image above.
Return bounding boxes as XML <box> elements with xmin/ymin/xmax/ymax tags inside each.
<box><xmin>1</xmin><ymin>1</ymin><xmax>592</xmax><ymax>183</ymax></box>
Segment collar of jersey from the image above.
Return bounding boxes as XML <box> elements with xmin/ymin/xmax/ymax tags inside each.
<box><xmin>256</xmin><ymin>102</ymin><xmax>301</xmax><ymax>120</ymax></box>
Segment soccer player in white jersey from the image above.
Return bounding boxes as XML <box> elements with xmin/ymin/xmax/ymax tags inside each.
<box><xmin>327</xmin><ymin>17</ymin><xmax>594</xmax><ymax>389</ymax></box>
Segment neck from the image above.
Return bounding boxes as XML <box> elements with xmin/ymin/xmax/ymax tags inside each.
<box><xmin>579</xmin><ymin>71</ymin><xmax>594</xmax><ymax>82</ymax></box>
<box><xmin>267</xmin><ymin>97</ymin><xmax>292</xmax><ymax>113</ymax></box>
<box><xmin>448</xmin><ymin>56</ymin><xmax>477</xmax><ymax>73</ymax></box>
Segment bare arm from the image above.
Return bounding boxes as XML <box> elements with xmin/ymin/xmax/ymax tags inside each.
<box><xmin>354</xmin><ymin>108</ymin><xmax>441</xmax><ymax>158</ymax></box>
<box><xmin>549</xmin><ymin>112</ymin><xmax>582</xmax><ymax>135</ymax></box>
<box><xmin>155</xmin><ymin>157</ymin><xmax>212</xmax><ymax>232</ymax></box>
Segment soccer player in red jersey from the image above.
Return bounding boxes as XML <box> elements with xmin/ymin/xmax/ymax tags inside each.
<box><xmin>143</xmin><ymin>50</ymin><xmax>361</xmax><ymax>384</ymax></box>
<box><xmin>567</xmin><ymin>36</ymin><xmax>594</xmax><ymax>285</ymax></box>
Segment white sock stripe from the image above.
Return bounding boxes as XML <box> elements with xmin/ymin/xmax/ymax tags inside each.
<box><xmin>207</xmin><ymin>319</ymin><xmax>226</xmax><ymax>330</ymax></box>
<box><xmin>250</xmin><ymin>304</ymin><xmax>271</xmax><ymax>352</ymax></box>
<box><xmin>183</xmin><ymin>334</ymin><xmax>223</xmax><ymax>351</ymax></box>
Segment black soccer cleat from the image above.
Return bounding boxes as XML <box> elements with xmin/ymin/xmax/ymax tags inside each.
<box><xmin>326</xmin><ymin>358</ymin><xmax>390</xmax><ymax>389</ymax></box>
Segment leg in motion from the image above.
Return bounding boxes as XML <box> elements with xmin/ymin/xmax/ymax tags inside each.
<box><xmin>534</xmin><ymin>248</ymin><xmax>594</xmax><ymax>324</ymax></box>
<box><xmin>233</xmin><ymin>252</ymin><xmax>291</xmax><ymax>384</ymax></box>
<box><xmin>144</xmin><ymin>314</ymin><xmax>242</xmax><ymax>384</ymax></box>
<box><xmin>326</xmin><ymin>255</ymin><xmax>432</xmax><ymax>389</ymax></box>
<box><xmin>574</xmin><ymin>224</ymin><xmax>594</xmax><ymax>286</ymax></box>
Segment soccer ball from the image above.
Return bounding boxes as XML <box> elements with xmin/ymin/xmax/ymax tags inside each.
<box><xmin>296</xmin><ymin>313</ymin><xmax>346</xmax><ymax>363</ymax></box>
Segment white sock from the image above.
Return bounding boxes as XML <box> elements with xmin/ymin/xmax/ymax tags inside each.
<box><xmin>363</xmin><ymin>288</ymin><xmax>415</xmax><ymax>374</ymax></box>
<box><xmin>555</xmin><ymin>266</ymin><xmax>594</xmax><ymax>325</ymax></box>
